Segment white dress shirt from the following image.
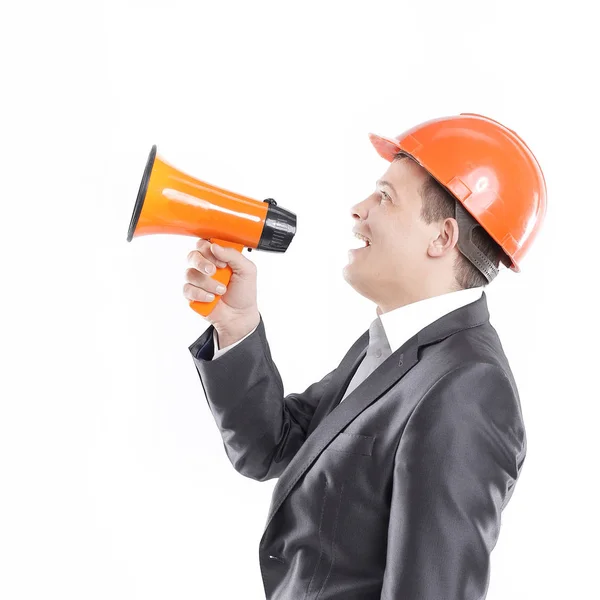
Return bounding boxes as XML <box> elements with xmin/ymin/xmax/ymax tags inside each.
<box><xmin>211</xmin><ymin>287</ymin><xmax>485</xmax><ymax>361</ymax></box>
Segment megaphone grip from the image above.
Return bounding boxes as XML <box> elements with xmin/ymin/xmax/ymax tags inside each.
<box><xmin>189</xmin><ymin>238</ymin><xmax>245</xmax><ymax>317</ymax></box>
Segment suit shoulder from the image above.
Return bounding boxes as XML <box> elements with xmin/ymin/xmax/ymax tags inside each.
<box><xmin>423</xmin><ymin>321</ymin><xmax>514</xmax><ymax>380</ymax></box>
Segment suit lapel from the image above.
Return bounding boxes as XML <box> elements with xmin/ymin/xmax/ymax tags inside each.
<box><xmin>305</xmin><ymin>331</ymin><xmax>369</xmax><ymax>438</ymax></box>
<box><xmin>261</xmin><ymin>291</ymin><xmax>490</xmax><ymax>533</ymax></box>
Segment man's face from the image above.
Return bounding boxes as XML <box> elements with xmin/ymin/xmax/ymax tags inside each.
<box><xmin>343</xmin><ymin>157</ymin><xmax>441</xmax><ymax>312</ymax></box>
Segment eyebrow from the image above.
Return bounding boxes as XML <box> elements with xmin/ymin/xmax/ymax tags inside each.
<box><xmin>376</xmin><ymin>180</ymin><xmax>398</xmax><ymax>198</ymax></box>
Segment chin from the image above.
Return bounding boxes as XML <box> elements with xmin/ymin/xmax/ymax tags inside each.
<box><xmin>342</xmin><ymin>265</ymin><xmax>373</xmax><ymax>298</ymax></box>
<box><xmin>342</xmin><ymin>264</ymin><xmax>358</xmax><ymax>289</ymax></box>
<box><xmin>342</xmin><ymin>262</ymin><xmax>357</xmax><ymax>283</ymax></box>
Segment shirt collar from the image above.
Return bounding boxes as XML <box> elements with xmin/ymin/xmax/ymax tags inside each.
<box><xmin>377</xmin><ymin>287</ymin><xmax>485</xmax><ymax>354</ymax></box>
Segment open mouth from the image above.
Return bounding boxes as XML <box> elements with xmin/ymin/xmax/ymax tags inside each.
<box><xmin>350</xmin><ymin>232</ymin><xmax>372</xmax><ymax>251</ymax></box>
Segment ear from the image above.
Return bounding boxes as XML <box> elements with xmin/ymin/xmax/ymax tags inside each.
<box><xmin>427</xmin><ymin>217</ymin><xmax>459</xmax><ymax>258</ymax></box>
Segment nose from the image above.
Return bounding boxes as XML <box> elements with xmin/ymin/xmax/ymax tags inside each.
<box><xmin>350</xmin><ymin>194</ymin><xmax>372</xmax><ymax>221</ymax></box>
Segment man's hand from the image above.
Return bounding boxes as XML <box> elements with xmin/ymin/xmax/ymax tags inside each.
<box><xmin>184</xmin><ymin>239</ymin><xmax>260</xmax><ymax>341</ymax></box>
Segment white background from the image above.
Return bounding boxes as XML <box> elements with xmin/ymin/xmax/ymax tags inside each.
<box><xmin>1</xmin><ymin>0</ymin><xmax>598</xmax><ymax>598</ymax></box>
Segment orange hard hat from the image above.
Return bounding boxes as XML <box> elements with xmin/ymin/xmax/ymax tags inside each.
<box><xmin>368</xmin><ymin>113</ymin><xmax>547</xmax><ymax>279</ymax></box>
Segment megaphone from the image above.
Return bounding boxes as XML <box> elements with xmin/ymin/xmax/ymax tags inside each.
<box><xmin>127</xmin><ymin>145</ymin><xmax>297</xmax><ymax>317</ymax></box>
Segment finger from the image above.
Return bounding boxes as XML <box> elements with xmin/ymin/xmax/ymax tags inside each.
<box><xmin>185</xmin><ymin>268</ymin><xmax>227</xmax><ymax>296</ymax></box>
<box><xmin>187</xmin><ymin>250</ymin><xmax>214</xmax><ymax>274</ymax></box>
<box><xmin>183</xmin><ymin>282</ymin><xmax>218</xmax><ymax>303</ymax></box>
<box><xmin>187</xmin><ymin>249</ymin><xmax>227</xmax><ymax>275</ymax></box>
<box><xmin>195</xmin><ymin>239</ymin><xmax>227</xmax><ymax>268</ymax></box>
<box><xmin>210</xmin><ymin>243</ymin><xmax>254</xmax><ymax>275</ymax></box>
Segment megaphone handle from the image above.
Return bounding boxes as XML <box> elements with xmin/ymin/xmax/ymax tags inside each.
<box><xmin>189</xmin><ymin>238</ymin><xmax>246</xmax><ymax>317</ymax></box>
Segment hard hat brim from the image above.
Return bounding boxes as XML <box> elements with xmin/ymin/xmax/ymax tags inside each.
<box><xmin>368</xmin><ymin>132</ymin><xmax>404</xmax><ymax>162</ymax></box>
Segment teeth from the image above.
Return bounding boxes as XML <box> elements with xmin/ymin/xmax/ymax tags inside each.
<box><xmin>353</xmin><ymin>233</ymin><xmax>370</xmax><ymax>247</ymax></box>
<box><xmin>350</xmin><ymin>235</ymin><xmax>366</xmax><ymax>249</ymax></box>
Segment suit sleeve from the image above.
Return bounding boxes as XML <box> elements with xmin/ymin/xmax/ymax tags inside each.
<box><xmin>380</xmin><ymin>363</ymin><xmax>527</xmax><ymax>600</ymax></box>
<box><xmin>212</xmin><ymin>324</ymin><xmax>258</xmax><ymax>358</ymax></box>
<box><xmin>188</xmin><ymin>313</ymin><xmax>336</xmax><ymax>482</ymax></box>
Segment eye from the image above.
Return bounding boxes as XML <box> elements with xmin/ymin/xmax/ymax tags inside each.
<box><xmin>379</xmin><ymin>190</ymin><xmax>390</xmax><ymax>202</ymax></box>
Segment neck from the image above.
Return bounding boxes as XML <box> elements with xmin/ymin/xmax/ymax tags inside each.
<box><xmin>376</xmin><ymin>283</ymin><xmax>460</xmax><ymax>315</ymax></box>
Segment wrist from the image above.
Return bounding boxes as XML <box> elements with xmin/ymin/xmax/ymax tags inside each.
<box><xmin>215</xmin><ymin>312</ymin><xmax>260</xmax><ymax>348</ymax></box>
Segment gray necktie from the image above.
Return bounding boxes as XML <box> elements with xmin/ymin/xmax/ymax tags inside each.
<box><xmin>339</xmin><ymin>317</ymin><xmax>392</xmax><ymax>404</ymax></box>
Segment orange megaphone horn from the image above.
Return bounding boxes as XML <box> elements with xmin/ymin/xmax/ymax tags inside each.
<box><xmin>127</xmin><ymin>145</ymin><xmax>297</xmax><ymax>317</ymax></box>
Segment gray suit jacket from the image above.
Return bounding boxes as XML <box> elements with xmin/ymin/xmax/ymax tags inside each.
<box><xmin>188</xmin><ymin>291</ymin><xmax>526</xmax><ymax>599</ymax></box>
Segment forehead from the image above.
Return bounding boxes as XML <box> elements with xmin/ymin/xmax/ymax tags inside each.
<box><xmin>379</xmin><ymin>157</ymin><xmax>430</xmax><ymax>200</ymax></box>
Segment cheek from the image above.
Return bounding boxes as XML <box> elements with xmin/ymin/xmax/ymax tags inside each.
<box><xmin>378</xmin><ymin>218</ymin><xmax>414</xmax><ymax>249</ymax></box>
<box><xmin>376</xmin><ymin>221</ymin><xmax>424</xmax><ymax>263</ymax></box>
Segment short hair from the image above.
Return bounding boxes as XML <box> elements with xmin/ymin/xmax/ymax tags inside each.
<box><xmin>393</xmin><ymin>151</ymin><xmax>507</xmax><ymax>289</ymax></box>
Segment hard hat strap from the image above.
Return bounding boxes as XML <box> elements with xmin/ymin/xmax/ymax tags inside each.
<box><xmin>454</xmin><ymin>201</ymin><xmax>499</xmax><ymax>283</ymax></box>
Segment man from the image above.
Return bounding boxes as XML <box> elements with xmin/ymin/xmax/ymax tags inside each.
<box><xmin>184</xmin><ymin>113</ymin><xmax>547</xmax><ymax>599</ymax></box>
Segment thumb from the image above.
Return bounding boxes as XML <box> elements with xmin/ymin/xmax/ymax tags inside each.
<box><xmin>211</xmin><ymin>242</ymin><xmax>248</xmax><ymax>273</ymax></box>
